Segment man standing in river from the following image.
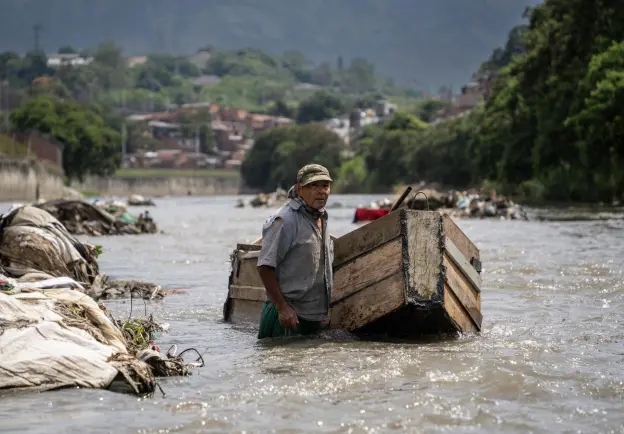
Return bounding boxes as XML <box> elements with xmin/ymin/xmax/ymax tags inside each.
<box><xmin>256</xmin><ymin>164</ymin><xmax>334</xmax><ymax>339</ymax></box>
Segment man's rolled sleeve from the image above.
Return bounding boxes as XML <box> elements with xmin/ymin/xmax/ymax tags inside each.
<box><xmin>257</xmin><ymin>217</ymin><xmax>292</xmax><ymax>268</ymax></box>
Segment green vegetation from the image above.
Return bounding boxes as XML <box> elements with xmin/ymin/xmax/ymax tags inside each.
<box><xmin>1</xmin><ymin>43</ymin><xmax>419</xmax><ymax>114</ymax></box>
<box><xmin>241</xmin><ymin>123</ymin><xmax>344</xmax><ymax>192</ymax></box>
<box><xmin>243</xmin><ymin>0</ymin><xmax>624</xmax><ymax>203</ymax></box>
<box><xmin>471</xmin><ymin>0</ymin><xmax>624</xmax><ymax>203</ymax></box>
<box><xmin>10</xmin><ymin>95</ymin><xmax>121</xmax><ymax>182</ymax></box>
<box><xmin>3</xmin><ymin>0</ymin><xmax>622</xmax><ymax>204</ymax></box>
<box><xmin>0</xmin><ymin>0</ymin><xmax>536</xmax><ymax>89</ymax></box>
<box><xmin>0</xmin><ymin>133</ymin><xmax>31</xmax><ymax>157</ymax></box>
<box><xmin>0</xmin><ymin>41</ymin><xmax>417</xmax><ymax>183</ymax></box>
<box><xmin>80</xmin><ymin>189</ymin><xmax>102</xmax><ymax>198</ymax></box>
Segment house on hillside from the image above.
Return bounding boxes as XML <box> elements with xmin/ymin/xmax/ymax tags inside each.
<box><xmin>46</xmin><ymin>53</ymin><xmax>93</xmax><ymax>68</ymax></box>
<box><xmin>191</xmin><ymin>75</ymin><xmax>220</xmax><ymax>87</ymax></box>
<box><xmin>123</xmin><ymin>104</ymin><xmax>294</xmax><ymax>168</ymax></box>
<box><xmin>148</xmin><ymin>120</ymin><xmax>181</xmax><ymax>140</ymax></box>
<box><xmin>126</xmin><ymin>56</ymin><xmax>148</xmax><ymax>68</ymax></box>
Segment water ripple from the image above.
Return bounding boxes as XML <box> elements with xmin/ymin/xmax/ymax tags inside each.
<box><xmin>0</xmin><ymin>196</ymin><xmax>623</xmax><ymax>433</ymax></box>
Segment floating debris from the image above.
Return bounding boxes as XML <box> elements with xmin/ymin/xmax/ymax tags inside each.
<box><xmin>236</xmin><ymin>188</ymin><xmax>288</xmax><ymax>208</ymax></box>
<box><xmin>354</xmin><ymin>186</ymin><xmax>529</xmax><ymax>223</ymax></box>
<box><xmin>34</xmin><ymin>199</ymin><xmax>157</xmax><ymax>236</ymax></box>
<box><xmin>127</xmin><ymin>194</ymin><xmax>156</xmax><ymax>207</ymax></box>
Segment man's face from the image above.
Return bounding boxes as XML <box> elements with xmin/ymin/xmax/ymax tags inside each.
<box><xmin>297</xmin><ymin>181</ymin><xmax>331</xmax><ymax>210</ymax></box>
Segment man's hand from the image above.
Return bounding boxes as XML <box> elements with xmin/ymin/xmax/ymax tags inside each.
<box><xmin>258</xmin><ymin>265</ymin><xmax>298</xmax><ymax>328</ymax></box>
<box><xmin>277</xmin><ymin>303</ymin><xmax>298</xmax><ymax>329</ymax></box>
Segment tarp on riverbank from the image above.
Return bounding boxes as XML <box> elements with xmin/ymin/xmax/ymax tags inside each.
<box><xmin>0</xmin><ymin>288</ymin><xmax>154</xmax><ymax>394</ymax></box>
<box><xmin>0</xmin><ymin>204</ymin><xmax>197</xmax><ymax>395</ymax></box>
<box><xmin>0</xmin><ymin>205</ymin><xmax>99</xmax><ymax>284</ymax></box>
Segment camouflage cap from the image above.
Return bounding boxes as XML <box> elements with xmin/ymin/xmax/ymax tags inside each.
<box><xmin>296</xmin><ymin>164</ymin><xmax>333</xmax><ymax>186</ymax></box>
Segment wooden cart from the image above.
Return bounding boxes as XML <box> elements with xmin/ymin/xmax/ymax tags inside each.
<box><xmin>223</xmin><ymin>208</ymin><xmax>482</xmax><ymax>337</ymax></box>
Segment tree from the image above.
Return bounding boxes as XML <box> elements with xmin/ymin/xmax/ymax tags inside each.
<box><xmin>281</xmin><ymin>51</ymin><xmax>310</xmax><ymax>82</ymax></box>
<box><xmin>565</xmin><ymin>41</ymin><xmax>624</xmax><ymax>200</ymax></box>
<box><xmin>469</xmin><ymin>0</ymin><xmax>624</xmax><ymax>201</ymax></box>
<box><xmin>0</xmin><ymin>51</ymin><xmax>21</xmax><ymax>80</ymax></box>
<box><xmin>93</xmin><ymin>41</ymin><xmax>124</xmax><ymax>69</ymax></box>
<box><xmin>479</xmin><ymin>25</ymin><xmax>528</xmax><ymax>73</ymax></box>
<box><xmin>91</xmin><ymin>41</ymin><xmax>127</xmax><ymax>91</ymax></box>
<box><xmin>241</xmin><ymin>123</ymin><xmax>344</xmax><ymax>191</ymax></box>
<box><xmin>344</xmin><ymin>58</ymin><xmax>376</xmax><ymax>94</ymax></box>
<box><xmin>10</xmin><ymin>96</ymin><xmax>121</xmax><ymax>182</ymax></box>
<box><xmin>308</xmin><ymin>62</ymin><xmax>333</xmax><ymax>86</ymax></box>
<box><xmin>16</xmin><ymin>51</ymin><xmax>52</xmax><ymax>85</ymax></box>
<box><xmin>354</xmin><ymin>112</ymin><xmax>428</xmax><ymax>190</ymax></box>
<box><xmin>58</xmin><ymin>45</ymin><xmax>78</xmax><ymax>54</ymax></box>
<box><xmin>296</xmin><ymin>91</ymin><xmax>346</xmax><ymax>123</ymax></box>
<box><xmin>335</xmin><ymin>155</ymin><xmax>367</xmax><ymax>193</ymax></box>
<box><xmin>267</xmin><ymin>99</ymin><xmax>296</xmax><ymax>118</ymax></box>
<box><xmin>414</xmin><ymin>98</ymin><xmax>450</xmax><ymax>123</ymax></box>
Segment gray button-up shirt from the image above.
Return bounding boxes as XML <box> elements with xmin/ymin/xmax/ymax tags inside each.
<box><xmin>257</xmin><ymin>199</ymin><xmax>334</xmax><ymax>321</ymax></box>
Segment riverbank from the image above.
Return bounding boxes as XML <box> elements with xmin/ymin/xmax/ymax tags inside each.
<box><xmin>0</xmin><ymin>157</ymin><xmax>77</xmax><ymax>202</ymax></box>
<box><xmin>75</xmin><ymin>170</ymin><xmax>256</xmax><ymax>197</ymax></box>
<box><xmin>0</xmin><ymin>159</ymin><xmax>258</xmax><ymax>201</ymax></box>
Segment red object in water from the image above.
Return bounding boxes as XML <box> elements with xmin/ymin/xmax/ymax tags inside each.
<box><xmin>353</xmin><ymin>208</ymin><xmax>391</xmax><ymax>223</ymax></box>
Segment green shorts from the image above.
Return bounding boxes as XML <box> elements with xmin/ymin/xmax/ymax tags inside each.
<box><xmin>257</xmin><ymin>301</ymin><xmax>322</xmax><ymax>339</ymax></box>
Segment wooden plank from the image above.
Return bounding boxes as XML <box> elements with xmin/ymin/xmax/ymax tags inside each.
<box><xmin>229</xmin><ymin>285</ymin><xmax>265</xmax><ymax>301</ymax></box>
<box><xmin>443</xmin><ymin>283</ymin><xmax>479</xmax><ymax>333</ymax></box>
<box><xmin>444</xmin><ymin>237</ymin><xmax>482</xmax><ymax>291</ymax></box>
<box><xmin>331</xmin><ymin>238</ymin><xmax>403</xmax><ymax>303</ymax></box>
<box><xmin>237</xmin><ymin>243</ymin><xmax>261</xmax><ymax>251</ymax></box>
<box><xmin>443</xmin><ymin>256</ymin><xmax>482</xmax><ymax>329</ymax></box>
<box><xmin>233</xmin><ymin>256</ymin><xmax>263</xmax><ymax>287</ymax></box>
<box><xmin>242</xmin><ymin>251</ymin><xmax>260</xmax><ymax>259</ymax></box>
<box><xmin>227</xmin><ymin>299</ymin><xmax>264</xmax><ymax>324</ymax></box>
<box><xmin>404</xmin><ymin>211</ymin><xmax>445</xmax><ymax>301</ymax></box>
<box><xmin>442</xmin><ymin>214</ymin><xmax>480</xmax><ymax>263</ymax></box>
<box><xmin>333</xmin><ymin>210</ymin><xmax>402</xmax><ymax>268</ymax></box>
<box><xmin>329</xmin><ymin>272</ymin><xmax>406</xmax><ymax>331</ymax></box>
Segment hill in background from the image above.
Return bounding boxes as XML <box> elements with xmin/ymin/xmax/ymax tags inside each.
<box><xmin>0</xmin><ymin>0</ymin><xmax>541</xmax><ymax>89</ymax></box>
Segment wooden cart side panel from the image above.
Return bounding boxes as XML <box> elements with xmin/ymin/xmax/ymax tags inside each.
<box><xmin>331</xmin><ymin>237</ymin><xmax>403</xmax><ymax>303</ymax></box>
<box><xmin>444</xmin><ymin>238</ymin><xmax>482</xmax><ymax>291</ymax></box>
<box><xmin>442</xmin><ymin>255</ymin><xmax>482</xmax><ymax>330</ymax></box>
<box><xmin>443</xmin><ymin>283</ymin><xmax>479</xmax><ymax>333</ymax></box>
<box><xmin>229</xmin><ymin>284</ymin><xmax>266</xmax><ymax>301</ymax></box>
<box><xmin>237</xmin><ymin>243</ymin><xmax>262</xmax><ymax>252</ymax></box>
<box><xmin>227</xmin><ymin>299</ymin><xmax>264</xmax><ymax>324</ymax></box>
<box><xmin>329</xmin><ymin>272</ymin><xmax>406</xmax><ymax>331</ymax></box>
<box><xmin>442</xmin><ymin>214</ymin><xmax>480</xmax><ymax>262</ymax></box>
<box><xmin>232</xmin><ymin>256</ymin><xmax>264</xmax><ymax>287</ymax></box>
<box><xmin>333</xmin><ymin>210</ymin><xmax>402</xmax><ymax>268</ymax></box>
<box><xmin>402</xmin><ymin>211</ymin><xmax>445</xmax><ymax>302</ymax></box>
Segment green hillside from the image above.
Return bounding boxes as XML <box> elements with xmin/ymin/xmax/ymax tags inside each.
<box><xmin>0</xmin><ymin>0</ymin><xmax>540</xmax><ymax>88</ymax></box>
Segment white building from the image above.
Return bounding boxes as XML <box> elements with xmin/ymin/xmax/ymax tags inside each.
<box><xmin>46</xmin><ymin>53</ymin><xmax>93</xmax><ymax>68</ymax></box>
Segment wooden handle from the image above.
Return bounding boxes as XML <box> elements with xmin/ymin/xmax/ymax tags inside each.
<box><xmin>391</xmin><ymin>186</ymin><xmax>412</xmax><ymax>211</ymax></box>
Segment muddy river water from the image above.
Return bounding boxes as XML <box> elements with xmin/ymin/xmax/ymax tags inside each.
<box><xmin>0</xmin><ymin>195</ymin><xmax>622</xmax><ymax>433</ymax></box>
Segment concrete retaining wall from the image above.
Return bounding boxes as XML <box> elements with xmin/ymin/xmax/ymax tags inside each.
<box><xmin>0</xmin><ymin>158</ymin><xmax>69</xmax><ymax>202</ymax></box>
<box><xmin>0</xmin><ymin>158</ymin><xmax>253</xmax><ymax>201</ymax></box>
<box><xmin>77</xmin><ymin>173</ymin><xmax>253</xmax><ymax>197</ymax></box>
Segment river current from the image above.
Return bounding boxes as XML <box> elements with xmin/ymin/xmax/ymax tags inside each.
<box><xmin>0</xmin><ymin>195</ymin><xmax>622</xmax><ymax>433</ymax></box>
